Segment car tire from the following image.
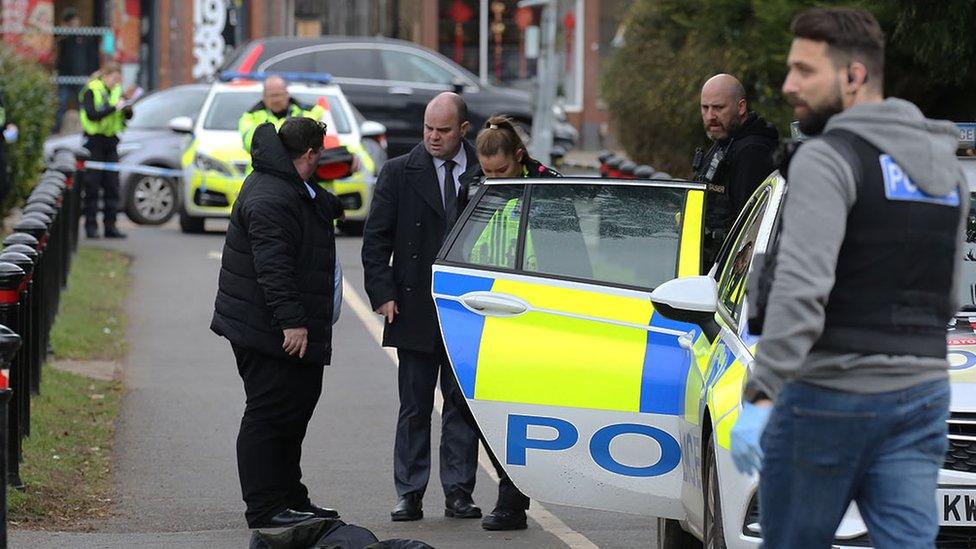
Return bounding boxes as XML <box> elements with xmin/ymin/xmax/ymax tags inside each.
<box><xmin>125</xmin><ymin>174</ymin><xmax>178</xmax><ymax>225</ymax></box>
<box><xmin>657</xmin><ymin>517</ymin><xmax>701</xmax><ymax>549</ymax></box>
<box><xmin>702</xmin><ymin>435</ymin><xmax>728</xmax><ymax>549</ymax></box>
<box><xmin>338</xmin><ymin>220</ymin><xmax>365</xmax><ymax>236</ymax></box>
<box><xmin>179</xmin><ymin>211</ymin><xmax>206</xmax><ymax>234</ymax></box>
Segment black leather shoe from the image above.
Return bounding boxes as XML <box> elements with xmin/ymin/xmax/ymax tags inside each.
<box><xmin>445</xmin><ymin>494</ymin><xmax>482</xmax><ymax>519</ymax></box>
<box><xmin>250</xmin><ymin>508</ymin><xmax>317</xmax><ymax>529</ymax></box>
<box><xmin>85</xmin><ymin>228</ymin><xmax>99</xmax><ymax>239</ymax></box>
<box><xmin>482</xmin><ymin>508</ymin><xmax>527</xmax><ymax>530</ymax></box>
<box><xmin>299</xmin><ymin>503</ymin><xmax>340</xmax><ymax>519</ymax></box>
<box><xmin>391</xmin><ymin>493</ymin><xmax>423</xmax><ymax>521</ymax></box>
<box><xmin>103</xmin><ymin>227</ymin><xmax>127</xmax><ymax>239</ymax></box>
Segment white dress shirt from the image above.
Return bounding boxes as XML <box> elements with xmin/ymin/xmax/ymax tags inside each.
<box><xmin>432</xmin><ymin>145</ymin><xmax>467</xmax><ymax>207</ymax></box>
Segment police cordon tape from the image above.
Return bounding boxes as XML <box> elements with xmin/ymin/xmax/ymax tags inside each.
<box><xmin>82</xmin><ymin>161</ymin><xmax>183</xmax><ymax>178</ymax></box>
<box><xmin>81</xmin><ymin>161</ymin><xmax>378</xmax><ymax>184</ymax></box>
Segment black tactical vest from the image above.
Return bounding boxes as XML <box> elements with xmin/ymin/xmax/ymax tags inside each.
<box><xmin>811</xmin><ymin>129</ymin><xmax>961</xmax><ymax>357</ymax></box>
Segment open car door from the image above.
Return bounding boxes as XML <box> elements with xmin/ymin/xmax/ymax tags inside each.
<box><xmin>432</xmin><ymin>177</ymin><xmax>705</xmax><ymax>517</ymax></box>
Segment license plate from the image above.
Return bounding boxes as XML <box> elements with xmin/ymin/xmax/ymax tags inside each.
<box><xmin>939</xmin><ymin>489</ymin><xmax>976</xmax><ymax>525</ymax></box>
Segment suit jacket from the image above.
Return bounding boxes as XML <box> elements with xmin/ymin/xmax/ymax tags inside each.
<box><xmin>362</xmin><ymin>141</ymin><xmax>479</xmax><ymax>352</ymax></box>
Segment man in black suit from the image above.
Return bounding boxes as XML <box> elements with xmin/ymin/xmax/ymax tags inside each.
<box><xmin>362</xmin><ymin>92</ymin><xmax>483</xmax><ymax>522</ymax></box>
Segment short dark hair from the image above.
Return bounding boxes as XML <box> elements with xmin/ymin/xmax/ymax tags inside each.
<box><xmin>791</xmin><ymin>8</ymin><xmax>885</xmax><ymax>87</ymax></box>
<box><xmin>279</xmin><ymin>118</ymin><xmax>327</xmax><ymax>160</ymax></box>
<box><xmin>62</xmin><ymin>8</ymin><xmax>79</xmax><ymax>24</ymax></box>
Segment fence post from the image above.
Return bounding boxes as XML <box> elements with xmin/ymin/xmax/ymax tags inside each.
<box><xmin>0</xmin><ymin>323</ymin><xmax>22</xmax><ymax>549</ymax></box>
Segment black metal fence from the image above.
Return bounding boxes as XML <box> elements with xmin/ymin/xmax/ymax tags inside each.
<box><xmin>0</xmin><ymin>148</ymin><xmax>81</xmax><ymax>546</ymax></box>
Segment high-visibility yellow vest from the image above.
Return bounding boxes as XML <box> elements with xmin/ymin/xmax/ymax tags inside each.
<box><xmin>238</xmin><ymin>101</ymin><xmax>325</xmax><ymax>151</ymax></box>
<box><xmin>79</xmin><ymin>79</ymin><xmax>124</xmax><ymax>137</ymax></box>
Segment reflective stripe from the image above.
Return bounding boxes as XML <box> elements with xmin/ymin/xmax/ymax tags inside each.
<box><xmin>678</xmin><ymin>189</ymin><xmax>704</xmax><ymax>276</ymax></box>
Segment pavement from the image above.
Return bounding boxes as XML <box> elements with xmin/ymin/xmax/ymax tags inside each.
<box><xmin>10</xmin><ymin>218</ymin><xmax>654</xmax><ymax>548</ymax></box>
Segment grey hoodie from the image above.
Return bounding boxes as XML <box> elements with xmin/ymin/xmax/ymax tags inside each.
<box><xmin>747</xmin><ymin>98</ymin><xmax>969</xmax><ymax>398</ymax></box>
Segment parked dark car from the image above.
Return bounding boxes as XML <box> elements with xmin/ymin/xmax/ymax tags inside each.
<box><xmin>219</xmin><ymin>36</ymin><xmax>578</xmax><ymax>158</ymax></box>
<box><xmin>44</xmin><ymin>84</ymin><xmax>209</xmax><ymax>225</ymax></box>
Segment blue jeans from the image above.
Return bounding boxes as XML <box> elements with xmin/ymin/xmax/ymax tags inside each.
<box><xmin>759</xmin><ymin>379</ymin><xmax>949</xmax><ymax>548</ymax></box>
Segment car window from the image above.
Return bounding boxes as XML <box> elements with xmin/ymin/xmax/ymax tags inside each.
<box><xmin>715</xmin><ymin>187</ymin><xmax>771</xmax><ymax>320</ymax></box>
<box><xmin>525</xmin><ymin>184</ymin><xmax>685</xmax><ymax>289</ymax></box>
<box><xmin>447</xmin><ymin>185</ymin><xmax>525</xmax><ymax>270</ymax></box>
<box><xmin>264</xmin><ymin>48</ymin><xmax>382</xmax><ymax>80</ymax></box>
<box><xmin>203</xmin><ymin>91</ymin><xmax>352</xmax><ymax>134</ymax></box>
<box><xmin>380</xmin><ymin>49</ymin><xmax>456</xmax><ymax>86</ymax></box>
<box><xmin>127</xmin><ymin>87</ymin><xmax>207</xmax><ymax>129</ymax></box>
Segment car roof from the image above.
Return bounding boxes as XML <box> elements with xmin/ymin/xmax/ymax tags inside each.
<box><xmin>482</xmin><ymin>176</ymin><xmax>704</xmax><ymax>190</ymax></box>
<box><xmin>211</xmin><ymin>81</ymin><xmax>342</xmax><ymax>93</ymax></box>
<box><xmin>250</xmin><ymin>35</ymin><xmax>423</xmax><ymax>52</ymax></box>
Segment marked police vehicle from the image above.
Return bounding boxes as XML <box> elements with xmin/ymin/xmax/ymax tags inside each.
<box><xmin>433</xmin><ymin>124</ymin><xmax>976</xmax><ymax>547</ymax></box>
<box><xmin>172</xmin><ymin>72</ymin><xmax>384</xmax><ymax>234</ymax></box>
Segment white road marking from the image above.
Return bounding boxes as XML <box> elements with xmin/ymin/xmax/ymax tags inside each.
<box><xmin>342</xmin><ymin>279</ymin><xmax>600</xmax><ymax>549</ymax></box>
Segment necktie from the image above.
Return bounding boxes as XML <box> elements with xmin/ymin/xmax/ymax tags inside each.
<box><xmin>443</xmin><ymin>159</ymin><xmax>458</xmax><ymax>224</ymax></box>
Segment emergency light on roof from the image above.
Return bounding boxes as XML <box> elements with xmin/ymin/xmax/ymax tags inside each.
<box><xmin>217</xmin><ymin>71</ymin><xmax>334</xmax><ymax>85</ymax></box>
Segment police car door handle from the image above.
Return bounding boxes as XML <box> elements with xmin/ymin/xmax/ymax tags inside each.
<box><xmin>389</xmin><ymin>86</ymin><xmax>413</xmax><ymax>95</ymax></box>
<box><xmin>460</xmin><ymin>292</ymin><xmax>528</xmax><ymax>317</ymax></box>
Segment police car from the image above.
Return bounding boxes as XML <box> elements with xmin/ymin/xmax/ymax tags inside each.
<box><xmin>433</xmin><ymin>126</ymin><xmax>976</xmax><ymax>547</ymax></box>
<box><xmin>171</xmin><ymin>73</ymin><xmax>381</xmax><ymax>234</ymax></box>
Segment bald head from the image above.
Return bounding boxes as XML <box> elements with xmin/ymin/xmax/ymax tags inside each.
<box><xmin>700</xmin><ymin>74</ymin><xmax>748</xmax><ymax>140</ymax></box>
<box><xmin>262</xmin><ymin>75</ymin><xmax>290</xmax><ymax>113</ymax></box>
<box><xmin>423</xmin><ymin>92</ymin><xmax>470</xmax><ymax>160</ymax></box>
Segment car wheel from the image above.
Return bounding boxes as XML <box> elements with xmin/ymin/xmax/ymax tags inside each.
<box><xmin>125</xmin><ymin>174</ymin><xmax>177</xmax><ymax>225</ymax></box>
<box><xmin>657</xmin><ymin>517</ymin><xmax>701</xmax><ymax>549</ymax></box>
<box><xmin>338</xmin><ymin>220</ymin><xmax>364</xmax><ymax>236</ymax></box>
<box><xmin>179</xmin><ymin>211</ymin><xmax>206</xmax><ymax>234</ymax></box>
<box><xmin>703</xmin><ymin>435</ymin><xmax>728</xmax><ymax>549</ymax></box>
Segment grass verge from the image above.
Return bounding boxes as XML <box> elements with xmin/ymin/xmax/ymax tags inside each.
<box><xmin>8</xmin><ymin>246</ymin><xmax>129</xmax><ymax>529</ymax></box>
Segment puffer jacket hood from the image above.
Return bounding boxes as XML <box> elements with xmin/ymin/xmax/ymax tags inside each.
<box><xmin>250</xmin><ymin>122</ymin><xmax>304</xmax><ymax>184</ymax></box>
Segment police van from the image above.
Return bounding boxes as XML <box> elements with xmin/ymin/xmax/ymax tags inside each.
<box><xmin>433</xmin><ymin>124</ymin><xmax>976</xmax><ymax>547</ymax></box>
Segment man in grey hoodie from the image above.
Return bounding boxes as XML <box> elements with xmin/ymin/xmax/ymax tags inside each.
<box><xmin>730</xmin><ymin>7</ymin><xmax>969</xmax><ymax>547</ymax></box>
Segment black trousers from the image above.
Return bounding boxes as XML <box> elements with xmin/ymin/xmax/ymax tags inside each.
<box><xmin>82</xmin><ymin>135</ymin><xmax>121</xmax><ymax>230</ymax></box>
<box><xmin>233</xmin><ymin>344</ymin><xmax>324</xmax><ymax>526</ymax></box>
<box><xmin>394</xmin><ymin>348</ymin><xmax>479</xmax><ymax>500</ymax></box>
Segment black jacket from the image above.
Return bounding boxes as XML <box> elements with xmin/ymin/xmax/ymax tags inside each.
<box><xmin>211</xmin><ymin>123</ymin><xmax>342</xmax><ymax>365</ymax></box>
<box><xmin>362</xmin><ymin>141</ymin><xmax>480</xmax><ymax>352</ymax></box>
<box><xmin>701</xmin><ymin>112</ymin><xmax>779</xmax><ymax>231</ymax></box>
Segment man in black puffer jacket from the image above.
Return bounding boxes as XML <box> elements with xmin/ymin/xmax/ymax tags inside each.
<box><xmin>211</xmin><ymin>118</ymin><xmax>343</xmax><ymax>529</ymax></box>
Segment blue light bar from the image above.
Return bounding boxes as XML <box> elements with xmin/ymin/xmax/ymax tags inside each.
<box><xmin>958</xmin><ymin>123</ymin><xmax>976</xmax><ymax>149</ymax></box>
<box><xmin>218</xmin><ymin>71</ymin><xmax>334</xmax><ymax>85</ymax></box>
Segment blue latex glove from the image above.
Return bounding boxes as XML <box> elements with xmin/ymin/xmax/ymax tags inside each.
<box><xmin>730</xmin><ymin>402</ymin><xmax>772</xmax><ymax>475</ymax></box>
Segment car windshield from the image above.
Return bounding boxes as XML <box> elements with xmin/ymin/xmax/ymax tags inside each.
<box><xmin>127</xmin><ymin>86</ymin><xmax>207</xmax><ymax>129</ymax></box>
<box><xmin>202</xmin><ymin>91</ymin><xmax>352</xmax><ymax>134</ymax></box>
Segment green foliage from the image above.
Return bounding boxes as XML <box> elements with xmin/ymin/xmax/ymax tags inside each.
<box><xmin>0</xmin><ymin>44</ymin><xmax>55</xmax><ymax>213</ymax></box>
<box><xmin>602</xmin><ymin>0</ymin><xmax>976</xmax><ymax>177</ymax></box>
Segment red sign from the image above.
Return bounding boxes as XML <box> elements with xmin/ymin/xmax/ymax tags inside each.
<box><xmin>949</xmin><ymin>337</ymin><xmax>976</xmax><ymax>346</ymax></box>
<box><xmin>1</xmin><ymin>0</ymin><xmax>54</xmax><ymax>64</ymax></box>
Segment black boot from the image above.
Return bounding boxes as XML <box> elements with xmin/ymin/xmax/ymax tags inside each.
<box><xmin>85</xmin><ymin>225</ymin><xmax>99</xmax><ymax>239</ymax></box>
<box><xmin>482</xmin><ymin>507</ymin><xmax>527</xmax><ymax>530</ymax></box>
<box><xmin>104</xmin><ymin>226</ymin><xmax>127</xmax><ymax>239</ymax></box>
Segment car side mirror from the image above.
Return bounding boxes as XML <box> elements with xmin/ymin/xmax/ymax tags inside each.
<box><xmin>650</xmin><ymin>276</ymin><xmax>721</xmax><ymax>342</ymax></box>
<box><xmin>168</xmin><ymin>116</ymin><xmax>194</xmax><ymax>134</ymax></box>
<box><xmin>360</xmin><ymin>120</ymin><xmax>386</xmax><ymax>138</ymax></box>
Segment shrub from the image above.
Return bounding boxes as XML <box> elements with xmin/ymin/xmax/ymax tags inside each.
<box><xmin>0</xmin><ymin>44</ymin><xmax>55</xmax><ymax>214</ymax></box>
<box><xmin>602</xmin><ymin>0</ymin><xmax>976</xmax><ymax>178</ymax></box>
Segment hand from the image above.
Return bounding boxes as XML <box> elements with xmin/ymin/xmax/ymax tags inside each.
<box><xmin>376</xmin><ymin>300</ymin><xmax>398</xmax><ymax>324</ymax></box>
<box><xmin>282</xmin><ymin>327</ymin><xmax>308</xmax><ymax>358</ymax></box>
<box><xmin>730</xmin><ymin>400</ymin><xmax>772</xmax><ymax>475</ymax></box>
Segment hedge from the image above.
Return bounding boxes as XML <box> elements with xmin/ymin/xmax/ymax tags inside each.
<box><xmin>0</xmin><ymin>44</ymin><xmax>55</xmax><ymax>216</ymax></box>
<box><xmin>601</xmin><ymin>0</ymin><xmax>976</xmax><ymax>178</ymax></box>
